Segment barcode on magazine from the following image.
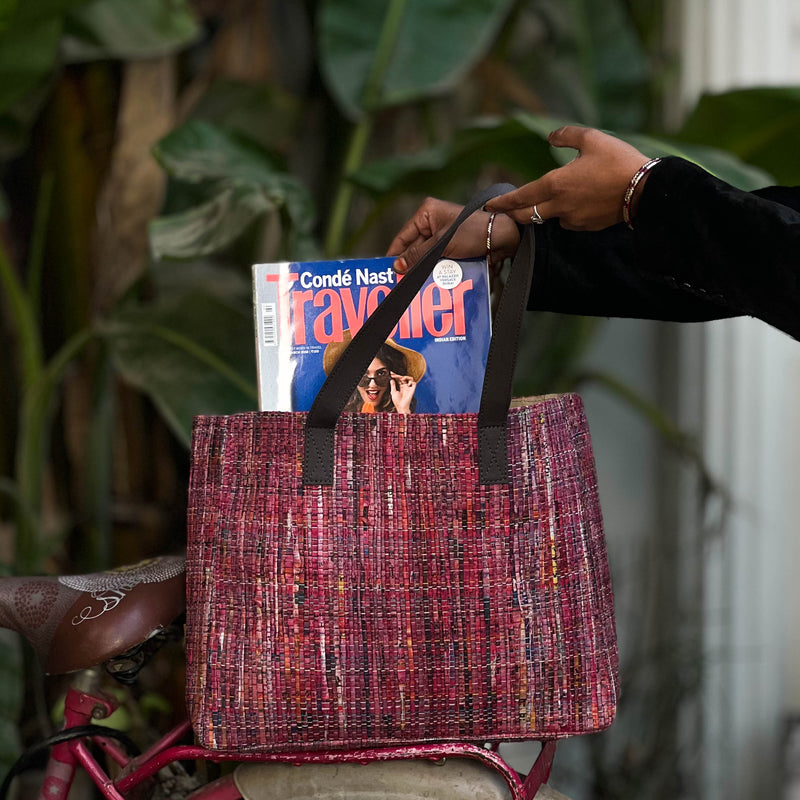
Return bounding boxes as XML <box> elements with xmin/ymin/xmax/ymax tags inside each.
<box><xmin>261</xmin><ymin>302</ymin><xmax>278</xmax><ymax>346</ymax></box>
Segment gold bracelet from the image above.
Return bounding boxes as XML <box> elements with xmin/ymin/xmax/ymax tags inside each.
<box><xmin>622</xmin><ymin>158</ymin><xmax>662</xmax><ymax>229</ymax></box>
<box><xmin>486</xmin><ymin>212</ymin><xmax>497</xmax><ymax>268</ymax></box>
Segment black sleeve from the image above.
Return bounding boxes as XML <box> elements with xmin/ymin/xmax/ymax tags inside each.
<box><xmin>529</xmin><ymin>156</ymin><xmax>800</xmax><ymax>341</ymax></box>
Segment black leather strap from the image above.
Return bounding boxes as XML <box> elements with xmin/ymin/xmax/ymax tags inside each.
<box><xmin>476</xmin><ymin>214</ymin><xmax>534</xmax><ymax>482</ymax></box>
<box><xmin>303</xmin><ymin>184</ymin><xmax>534</xmax><ymax>486</ymax></box>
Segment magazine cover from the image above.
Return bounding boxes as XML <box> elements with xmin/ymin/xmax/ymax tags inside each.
<box><xmin>253</xmin><ymin>256</ymin><xmax>492</xmax><ymax>413</ymax></box>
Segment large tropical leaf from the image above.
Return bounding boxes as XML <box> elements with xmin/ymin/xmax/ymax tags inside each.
<box><xmin>187</xmin><ymin>79</ymin><xmax>300</xmax><ymax>155</ymax></box>
<box><xmin>499</xmin><ymin>0</ymin><xmax>650</xmax><ymax>129</ymax></box>
<box><xmin>677</xmin><ymin>87</ymin><xmax>800</xmax><ymax>185</ymax></box>
<box><xmin>349</xmin><ymin>111</ymin><xmax>772</xmax><ymax>199</ymax></box>
<box><xmin>0</xmin><ymin>19</ymin><xmax>62</xmax><ymax>114</ymax></box>
<box><xmin>0</xmin><ymin>0</ymin><xmax>17</xmax><ymax>33</ymax></box>
<box><xmin>150</xmin><ymin>183</ymin><xmax>275</xmax><ymax>261</ymax></box>
<box><xmin>61</xmin><ymin>0</ymin><xmax>200</xmax><ymax>62</ymax></box>
<box><xmin>569</xmin><ymin>0</ymin><xmax>650</xmax><ymax>129</ymax></box>
<box><xmin>151</xmin><ymin>120</ymin><xmax>317</xmax><ymax>260</ymax></box>
<box><xmin>2</xmin><ymin>0</ymin><xmax>89</xmax><ymax>28</ymax></box>
<box><xmin>349</xmin><ymin>113</ymin><xmax>561</xmax><ymax>197</ymax></box>
<box><xmin>105</xmin><ymin>264</ymin><xmax>257</xmax><ymax>448</ymax></box>
<box><xmin>0</xmin><ymin>0</ymin><xmax>103</xmax><ymax>113</ymax></box>
<box><xmin>153</xmin><ymin>119</ymin><xmax>286</xmax><ymax>184</ymax></box>
<box><xmin>318</xmin><ymin>0</ymin><xmax>516</xmax><ymax>120</ymax></box>
<box><xmin>620</xmin><ymin>131</ymin><xmax>773</xmax><ymax>190</ymax></box>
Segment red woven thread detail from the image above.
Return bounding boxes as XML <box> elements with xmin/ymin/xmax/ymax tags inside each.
<box><xmin>185</xmin><ymin>397</ymin><xmax>618</xmax><ymax>753</ymax></box>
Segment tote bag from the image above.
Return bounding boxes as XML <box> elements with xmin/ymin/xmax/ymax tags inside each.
<box><xmin>185</xmin><ymin>184</ymin><xmax>618</xmax><ymax>753</ymax></box>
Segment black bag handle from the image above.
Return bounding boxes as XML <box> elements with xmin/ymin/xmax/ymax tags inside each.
<box><xmin>303</xmin><ymin>183</ymin><xmax>534</xmax><ymax>486</ymax></box>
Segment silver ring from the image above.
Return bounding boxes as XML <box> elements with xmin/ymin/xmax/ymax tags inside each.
<box><xmin>530</xmin><ymin>205</ymin><xmax>544</xmax><ymax>225</ymax></box>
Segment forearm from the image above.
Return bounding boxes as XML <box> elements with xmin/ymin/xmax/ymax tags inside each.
<box><xmin>634</xmin><ymin>157</ymin><xmax>800</xmax><ymax>338</ymax></box>
<box><xmin>530</xmin><ymin>157</ymin><xmax>800</xmax><ymax>340</ymax></box>
<box><xmin>529</xmin><ymin>219</ymin><xmax>738</xmax><ymax>324</ymax></box>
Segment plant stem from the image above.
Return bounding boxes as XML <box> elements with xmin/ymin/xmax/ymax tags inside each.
<box><xmin>324</xmin><ymin>119</ymin><xmax>373</xmax><ymax>258</ymax></box>
<box><xmin>0</xmin><ymin>238</ymin><xmax>43</xmax><ymax>392</ymax></box>
<box><xmin>27</xmin><ymin>171</ymin><xmax>55</xmax><ymax>324</ymax></box>
<box><xmin>323</xmin><ymin>0</ymin><xmax>409</xmax><ymax>258</ymax></box>
<box><xmin>16</xmin><ymin>328</ymin><xmax>94</xmax><ymax>572</ymax></box>
<box><xmin>83</xmin><ymin>346</ymin><xmax>115</xmax><ymax>571</ymax></box>
<box><xmin>360</xmin><ymin>0</ymin><xmax>409</xmax><ymax>110</ymax></box>
<box><xmin>0</xmin><ymin>479</ymin><xmax>36</xmax><ymax>553</ymax></box>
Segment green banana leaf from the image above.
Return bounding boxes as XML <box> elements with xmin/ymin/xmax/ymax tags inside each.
<box><xmin>348</xmin><ymin>113</ymin><xmax>559</xmax><ymax>197</ymax></box>
<box><xmin>677</xmin><ymin>86</ymin><xmax>800</xmax><ymax>185</ymax></box>
<box><xmin>0</xmin><ymin>0</ymin><xmax>197</xmax><ymax>149</ymax></box>
<box><xmin>0</xmin><ymin>0</ymin><xmax>17</xmax><ymax>33</ymax></box>
<box><xmin>151</xmin><ymin>120</ymin><xmax>318</xmax><ymax>261</ymax></box>
<box><xmin>0</xmin><ymin>0</ymin><xmax>130</xmax><ymax>112</ymax></box>
<box><xmin>499</xmin><ymin>0</ymin><xmax>650</xmax><ymax>129</ymax></box>
<box><xmin>575</xmin><ymin>0</ymin><xmax>650</xmax><ymax>123</ymax></box>
<box><xmin>318</xmin><ymin>0</ymin><xmax>516</xmax><ymax>120</ymax></box>
<box><xmin>104</xmin><ymin>264</ymin><xmax>258</xmax><ymax>448</ymax></box>
<box><xmin>61</xmin><ymin>0</ymin><xmax>201</xmax><ymax>62</ymax></box>
<box><xmin>153</xmin><ymin>119</ymin><xmax>287</xmax><ymax>184</ymax></box>
<box><xmin>186</xmin><ymin>79</ymin><xmax>301</xmax><ymax>155</ymax></box>
<box><xmin>151</xmin><ymin>183</ymin><xmax>277</xmax><ymax>261</ymax></box>
<box><xmin>620</xmin><ymin>131</ymin><xmax>773</xmax><ymax>189</ymax></box>
<box><xmin>1</xmin><ymin>0</ymin><xmax>90</xmax><ymax>27</ymax></box>
<box><xmin>0</xmin><ymin>18</ymin><xmax>62</xmax><ymax>114</ymax></box>
<box><xmin>349</xmin><ymin>111</ymin><xmax>773</xmax><ymax>199</ymax></box>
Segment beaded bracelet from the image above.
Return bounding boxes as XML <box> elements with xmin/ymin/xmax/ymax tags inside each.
<box><xmin>622</xmin><ymin>158</ymin><xmax>662</xmax><ymax>229</ymax></box>
<box><xmin>486</xmin><ymin>211</ymin><xmax>497</xmax><ymax>269</ymax></box>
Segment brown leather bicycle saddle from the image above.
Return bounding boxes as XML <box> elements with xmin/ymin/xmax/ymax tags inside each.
<box><xmin>0</xmin><ymin>555</ymin><xmax>185</xmax><ymax>674</ymax></box>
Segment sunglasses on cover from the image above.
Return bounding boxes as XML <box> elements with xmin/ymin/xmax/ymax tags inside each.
<box><xmin>357</xmin><ymin>368</ymin><xmax>390</xmax><ymax>388</ymax></box>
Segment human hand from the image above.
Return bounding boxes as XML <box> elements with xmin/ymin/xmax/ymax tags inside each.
<box><xmin>386</xmin><ymin>197</ymin><xmax>520</xmax><ymax>273</ymax></box>
<box><xmin>484</xmin><ymin>126</ymin><xmax>651</xmax><ymax>231</ymax></box>
<box><xmin>390</xmin><ymin>373</ymin><xmax>417</xmax><ymax>414</ymax></box>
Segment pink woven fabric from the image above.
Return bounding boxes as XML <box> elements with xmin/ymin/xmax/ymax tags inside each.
<box><xmin>185</xmin><ymin>395</ymin><xmax>618</xmax><ymax>753</ymax></box>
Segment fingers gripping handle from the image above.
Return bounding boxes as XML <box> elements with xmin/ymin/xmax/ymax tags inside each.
<box><xmin>303</xmin><ymin>183</ymin><xmax>534</xmax><ymax>486</ymax></box>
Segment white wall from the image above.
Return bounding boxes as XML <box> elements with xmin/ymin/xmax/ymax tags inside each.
<box><xmin>676</xmin><ymin>1</ymin><xmax>800</xmax><ymax>797</ymax></box>
<box><xmin>507</xmin><ymin>7</ymin><xmax>800</xmax><ymax>796</ymax></box>
<box><xmin>681</xmin><ymin>0</ymin><xmax>800</xmax><ymax>103</ymax></box>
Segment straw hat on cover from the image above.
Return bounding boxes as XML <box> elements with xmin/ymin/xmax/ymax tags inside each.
<box><xmin>323</xmin><ymin>329</ymin><xmax>427</xmax><ymax>383</ymax></box>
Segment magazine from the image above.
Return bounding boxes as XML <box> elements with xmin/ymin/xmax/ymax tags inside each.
<box><xmin>252</xmin><ymin>256</ymin><xmax>492</xmax><ymax>413</ymax></box>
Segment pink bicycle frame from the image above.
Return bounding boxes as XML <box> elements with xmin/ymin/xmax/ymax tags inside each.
<box><xmin>43</xmin><ymin>682</ymin><xmax>555</xmax><ymax>800</ymax></box>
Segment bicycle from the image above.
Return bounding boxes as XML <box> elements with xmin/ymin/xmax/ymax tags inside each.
<box><xmin>0</xmin><ymin>555</ymin><xmax>569</xmax><ymax>800</ymax></box>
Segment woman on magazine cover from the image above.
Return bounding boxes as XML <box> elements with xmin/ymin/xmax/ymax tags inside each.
<box><xmin>324</xmin><ymin>331</ymin><xmax>426</xmax><ymax>414</ymax></box>
<box><xmin>387</xmin><ymin>125</ymin><xmax>800</xmax><ymax>339</ymax></box>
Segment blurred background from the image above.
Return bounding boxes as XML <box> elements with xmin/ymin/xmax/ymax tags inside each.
<box><xmin>1</xmin><ymin>1</ymin><xmax>799</xmax><ymax>798</ymax></box>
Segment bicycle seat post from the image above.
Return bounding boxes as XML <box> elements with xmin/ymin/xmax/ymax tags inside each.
<box><xmin>36</xmin><ymin>671</ymin><xmax>118</xmax><ymax>800</ymax></box>
<box><xmin>63</xmin><ymin>669</ymin><xmax>119</xmax><ymax>727</ymax></box>
<box><xmin>32</xmin><ymin>670</ymin><xmax>136</xmax><ymax>800</ymax></box>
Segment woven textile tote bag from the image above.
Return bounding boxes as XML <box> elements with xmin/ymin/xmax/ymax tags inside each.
<box><xmin>185</xmin><ymin>184</ymin><xmax>619</xmax><ymax>755</ymax></box>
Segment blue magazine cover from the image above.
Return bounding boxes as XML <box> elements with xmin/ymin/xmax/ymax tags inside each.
<box><xmin>253</xmin><ymin>256</ymin><xmax>492</xmax><ymax>413</ymax></box>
